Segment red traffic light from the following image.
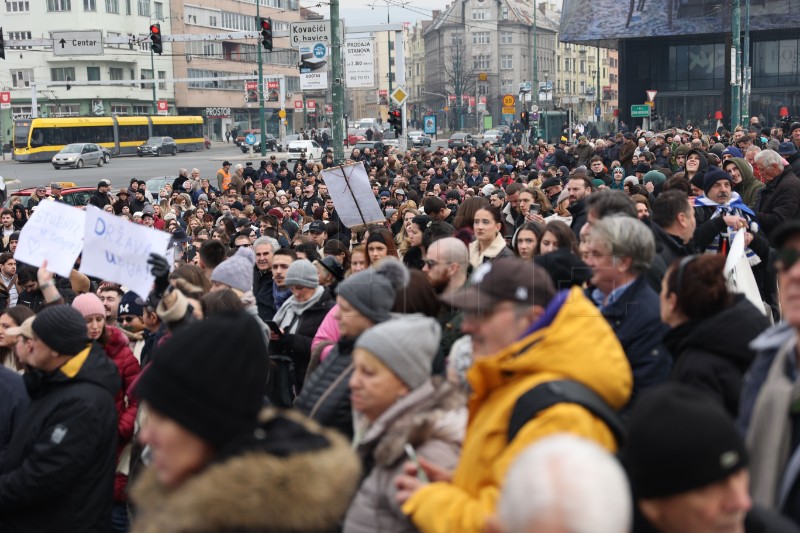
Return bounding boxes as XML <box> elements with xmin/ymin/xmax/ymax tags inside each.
<box><xmin>150</xmin><ymin>24</ymin><xmax>160</xmax><ymax>34</ymax></box>
<box><xmin>261</xmin><ymin>19</ymin><xmax>271</xmax><ymax>30</ymax></box>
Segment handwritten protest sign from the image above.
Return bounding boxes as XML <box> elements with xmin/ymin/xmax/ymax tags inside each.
<box><xmin>321</xmin><ymin>162</ymin><xmax>386</xmax><ymax>228</ymax></box>
<box><xmin>724</xmin><ymin>228</ymin><xmax>766</xmax><ymax>315</ymax></box>
<box><xmin>80</xmin><ymin>206</ymin><xmax>170</xmax><ymax>298</ymax></box>
<box><xmin>15</xmin><ymin>200</ymin><xmax>85</xmax><ymax>278</ymax></box>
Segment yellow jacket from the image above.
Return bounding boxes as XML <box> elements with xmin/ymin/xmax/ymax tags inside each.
<box><xmin>402</xmin><ymin>287</ymin><xmax>633</xmax><ymax>533</ymax></box>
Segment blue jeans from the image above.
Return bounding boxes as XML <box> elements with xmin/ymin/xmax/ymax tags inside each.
<box><xmin>110</xmin><ymin>502</ymin><xmax>130</xmax><ymax>533</ymax></box>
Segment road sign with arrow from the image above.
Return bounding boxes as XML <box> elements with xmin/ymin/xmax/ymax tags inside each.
<box><xmin>52</xmin><ymin>31</ymin><xmax>103</xmax><ymax>57</ymax></box>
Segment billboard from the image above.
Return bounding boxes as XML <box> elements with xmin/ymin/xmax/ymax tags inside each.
<box><xmin>560</xmin><ymin>0</ymin><xmax>800</xmax><ymax>44</ymax></box>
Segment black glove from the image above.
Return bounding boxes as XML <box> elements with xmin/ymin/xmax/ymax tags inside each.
<box><xmin>147</xmin><ymin>253</ymin><xmax>170</xmax><ymax>300</ymax></box>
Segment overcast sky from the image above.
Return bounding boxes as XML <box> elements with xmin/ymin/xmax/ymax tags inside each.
<box><xmin>316</xmin><ymin>0</ymin><xmax>451</xmax><ymax>28</ymax></box>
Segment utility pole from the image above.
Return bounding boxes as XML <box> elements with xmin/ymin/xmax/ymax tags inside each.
<box><xmin>731</xmin><ymin>0</ymin><xmax>741</xmax><ymax>130</ymax></box>
<box><xmin>741</xmin><ymin>0</ymin><xmax>751</xmax><ymax>123</ymax></box>
<box><xmin>330</xmin><ymin>0</ymin><xmax>345</xmax><ymax>163</ymax></box>
<box><xmin>256</xmin><ymin>3</ymin><xmax>266</xmax><ymax>156</ymax></box>
<box><xmin>596</xmin><ymin>44</ymin><xmax>601</xmax><ymax>127</ymax></box>
<box><xmin>150</xmin><ymin>47</ymin><xmax>157</xmax><ymax>114</ymax></box>
<box><xmin>387</xmin><ymin>7</ymin><xmax>393</xmax><ymax>93</ymax></box>
<box><xmin>532</xmin><ymin>1</ymin><xmax>538</xmax><ymax>141</ymax></box>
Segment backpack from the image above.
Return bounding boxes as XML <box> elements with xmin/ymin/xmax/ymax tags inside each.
<box><xmin>507</xmin><ymin>380</ymin><xmax>626</xmax><ymax>446</ymax></box>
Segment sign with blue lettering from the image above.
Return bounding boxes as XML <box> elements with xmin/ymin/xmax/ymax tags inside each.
<box><xmin>313</xmin><ymin>43</ymin><xmax>326</xmax><ymax>58</ymax></box>
<box><xmin>80</xmin><ymin>206</ymin><xmax>170</xmax><ymax>298</ymax></box>
<box><xmin>15</xmin><ymin>200</ymin><xmax>85</xmax><ymax>278</ymax></box>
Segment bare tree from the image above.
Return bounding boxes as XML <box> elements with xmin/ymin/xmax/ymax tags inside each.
<box><xmin>438</xmin><ymin>36</ymin><xmax>481</xmax><ymax>130</ymax></box>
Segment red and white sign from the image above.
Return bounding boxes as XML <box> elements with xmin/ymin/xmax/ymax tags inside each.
<box><xmin>157</xmin><ymin>100</ymin><xmax>168</xmax><ymax>114</ymax></box>
<box><xmin>469</xmin><ymin>97</ymin><xmax>476</xmax><ymax>107</ymax></box>
<box><xmin>0</xmin><ymin>92</ymin><xmax>10</xmax><ymax>110</ymax></box>
<box><xmin>646</xmin><ymin>90</ymin><xmax>658</xmax><ymax>102</ymax></box>
<box><xmin>324</xmin><ymin>103</ymin><xmax>333</xmax><ymax>114</ymax></box>
<box><xmin>294</xmin><ymin>100</ymin><xmax>303</xmax><ymax>109</ymax></box>
<box><xmin>448</xmin><ymin>94</ymin><xmax>456</xmax><ymax>103</ymax></box>
<box><xmin>307</xmin><ymin>100</ymin><xmax>316</xmax><ymax>110</ymax></box>
<box><xmin>478</xmin><ymin>96</ymin><xmax>487</xmax><ymax>104</ymax></box>
<box><xmin>267</xmin><ymin>81</ymin><xmax>279</xmax><ymax>90</ymax></box>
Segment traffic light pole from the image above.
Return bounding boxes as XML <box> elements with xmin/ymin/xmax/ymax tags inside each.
<box><xmin>150</xmin><ymin>47</ymin><xmax>157</xmax><ymax>114</ymax></box>
<box><xmin>256</xmin><ymin>4</ymin><xmax>266</xmax><ymax>156</ymax></box>
<box><xmin>330</xmin><ymin>1</ymin><xmax>345</xmax><ymax>164</ymax></box>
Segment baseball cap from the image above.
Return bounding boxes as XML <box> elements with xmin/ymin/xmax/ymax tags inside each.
<box><xmin>440</xmin><ymin>257</ymin><xmax>555</xmax><ymax>313</ymax></box>
<box><xmin>50</xmin><ymin>182</ymin><xmax>63</xmax><ymax>190</ymax></box>
<box><xmin>308</xmin><ymin>220</ymin><xmax>326</xmax><ymax>233</ymax></box>
<box><xmin>6</xmin><ymin>316</ymin><xmax>35</xmax><ymax>339</ymax></box>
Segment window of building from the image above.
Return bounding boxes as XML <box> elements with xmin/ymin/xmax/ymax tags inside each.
<box><xmin>154</xmin><ymin>1</ymin><xmax>162</xmax><ymax>18</ymax></box>
<box><xmin>451</xmin><ymin>34</ymin><xmax>464</xmax><ymax>46</ymax></box>
<box><xmin>87</xmin><ymin>66</ymin><xmax>101</xmax><ymax>81</ymax></box>
<box><xmin>140</xmin><ymin>68</ymin><xmax>153</xmax><ymax>90</ymax></box>
<box><xmin>50</xmin><ymin>67</ymin><xmax>75</xmax><ymax>82</ymax></box>
<box><xmin>501</xmin><ymin>54</ymin><xmax>513</xmax><ymax>70</ymax></box>
<box><xmin>579</xmin><ymin>60</ymin><xmax>585</xmax><ymax>74</ymax></box>
<box><xmin>564</xmin><ymin>58</ymin><xmax>570</xmax><ymax>71</ymax></box>
<box><xmin>471</xmin><ymin>8</ymin><xmax>487</xmax><ymax>19</ymax></box>
<box><xmin>473</xmin><ymin>32</ymin><xmax>490</xmax><ymax>45</ymax></box>
<box><xmin>209</xmin><ymin>15</ymin><xmax>217</xmax><ymax>26</ymax></box>
<box><xmin>11</xmin><ymin>69</ymin><xmax>33</xmax><ymax>88</ymax></box>
<box><xmin>45</xmin><ymin>104</ymin><xmax>79</xmax><ymax>117</ymax></box>
<box><xmin>501</xmin><ymin>5</ymin><xmax>508</xmax><ymax>19</ymax></box>
<box><xmin>580</xmin><ymin>80</ymin><xmax>585</xmax><ymax>93</ymax></box>
<box><xmin>6</xmin><ymin>1</ymin><xmax>30</xmax><ymax>11</ymax></box>
<box><xmin>110</xmin><ymin>67</ymin><xmax>124</xmax><ymax>80</ymax></box>
<box><xmin>501</xmin><ymin>78</ymin><xmax>513</xmax><ymax>92</ymax></box>
<box><xmin>7</xmin><ymin>31</ymin><xmax>31</xmax><ymax>49</ymax></box>
<box><xmin>137</xmin><ymin>0</ymin><xmax>148</xmax><ymax>16</ymax></box>
<box><xmin>473</xmin><ymin>55</ymin><xmax>490</xmax><ymax>69</ymax></box>
<box><xmin>125</xmin><ymin>0</ymin><xmax>130</xmax><ymax>13</ymax></box>
<box><xmin>111</xmin><ymin>105</ymin><xmax>129</xmax><ymax>115</ymax></box>
<box><xmin>478</xmin><ymin>84</ymin><xmax>488</xmax><ymax>95</ymax></box>
<box><xmin>47</xmin><ymin>0</ymin><xmax>71</xmax><ymax>11</ymax></box>
<box><xmin>84</xmin><ymin>0</ymin><xmax>96</xmax><ymax>10</ymax></box>
<box><xmin>132</xmin><ymin>105</ymin><xmax>150</xmax><ymax>115</ymax></box>
<box><xmin>105</xmin><ymin>0</ymin><xmax>118</xmax><ymax>12</ymax></box>
<box><xmin>158</xmin><ymin>70</ymin><xmax>166</xmax><ymax>90</ymax></box>
<box><xmin>500</xmin><ymin>33</ymin><xmax>512</xmax><ymax>44</ymax></box>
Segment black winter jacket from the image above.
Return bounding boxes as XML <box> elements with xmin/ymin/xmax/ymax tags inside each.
<box><xmin>663</xmin><ymin>295</ymin><xmax>770</xmax><ymax>418</ymax></box>
<box><xmin>651</xmin><ymin>223</ymin><xmax>692</xmax><ymax>270</ymax></box>
<box><xmin>253</xmin><ymin>267</ymin><xmax>276</xmax><ymax>322</ymax></box>
<box><xmin>0</xmin><ymin>367</ymin><xmax>27</xmax><ymax>462</ymax></box>
<box><xmin>294</xmin><ymin>337</ymin><xmax>357</xmax><ymax>439</ymax></box>
<box><xmin>755</xmin><ymin>167</ymin><xmax>800</xmax><ymax>245</ymax></box>
<box><xmin>0</xmin><ymin>342</ymin><xmax>120</xmax><ymax>533</ymax></box>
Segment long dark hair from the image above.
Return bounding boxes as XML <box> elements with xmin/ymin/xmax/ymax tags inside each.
<box><xmin>473</xmin><ymin>203</ymin><xmax>506</xmax><ymax>237</ymax></box>
<box><xmin>0</xmin><ymin>305</ymin><xmax>35</xmax><ymax>370</ymax></box>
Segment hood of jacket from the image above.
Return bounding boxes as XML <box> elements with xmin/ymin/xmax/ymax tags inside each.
<box><xmin>663</xmin><ymin>295</ymin><xmax>770</xmax><ymax>369</ymax></box>
<box><xmin>130</xmin><ymin>408</ymin><xmax>360</xmax><ymax>533</ymax></box>
<box><xmin>24</xmin><ymin>342</ymin><xmax>121</xmax><ymax>400</ymax></box>
<box><xmin>468</xmin><ymin>286</ymin><xmax>633</xmax><ymax>414</ymax></box>
<box><xmin>104</xmin><ymin>325</ymin><xmax>133</xmax><ymax>359</ymax></box>
<box><xmin>686</xmin><ymin>148</ymin><xmax>709</xmax><ymax>172</ymax></box>
<box><xmin>356</xmin><ymin>379</ymin><xmax>466</xmax><ymax>468</ymax></box>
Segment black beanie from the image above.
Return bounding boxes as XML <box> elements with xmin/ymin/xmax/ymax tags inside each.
<box><xmin>702</xmin><ymin>165</ymin><xmax>733</xmax><ymax>195</ymax></box>
<box><xmin>32</xmin><ymin>305</ymin><xmax>89</xmax><ymax>356</ymax></box>
<box><xmin>623</xmin><ymin>384</ymin><xmax>748</xmax><ymax>499</ymax></box>
<box><xmin>134</xmin><ymin>312</ymin><xmax>268</xmax><ymax>449</ymax></box>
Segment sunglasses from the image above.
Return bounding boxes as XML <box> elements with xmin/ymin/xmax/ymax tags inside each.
<box><xmin>118</xmin><ymin>316</ymin><xmax>138</xmax><ymax>323</ymax></box>
<box><xmin>777</xmin><ymin>248</ymin><xmax>800</xmax><ymax>272</ymax></box>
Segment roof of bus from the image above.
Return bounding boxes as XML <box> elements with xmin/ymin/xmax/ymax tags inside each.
<box><xmin>150</xmin><ymin>116</ymin><xmax>203</xmax><ymax>125</ymax></box>
<box><xmin>115</xmin><ymin>116</ymin><xmax>150</xmax><ymax>126</ymax></box>
<box><xmin>30</xmin><ymin>117</ymin><xmax>115</xmax><ymax>127</ymax></box>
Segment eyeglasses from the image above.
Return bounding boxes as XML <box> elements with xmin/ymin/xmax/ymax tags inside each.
<box><xmin>118</xmin><ymin>316</ymin><xmax>138</xmax><ymax>323</ymax></box>
<box><xmin>777</xmin><ymin>248</ymin><xmax>800</xmax><ymax>272</ymax></box>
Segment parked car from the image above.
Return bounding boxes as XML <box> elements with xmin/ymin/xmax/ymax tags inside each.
<box><xmin>239</xmin><ymin>134</ymin><xmax>282</xmax><ymax>153</ymax></box>
<box><xmin>146</xmin><ymin>177</ymin><xmax>177</xmax><ymax>198</ymax></box>
<box><xmin>286</xmin><ymin>140</ymin><xmax>323</xmax><ymax>162</ymax></box>
<box><xmin>482</xmin><ymin>129</ymin><xmax>503</xmax><ymax>145</ymax></box>
<box><xmin>52</xmin><ymin>143</ymin><xmax>106</xmax><ymax>169</ymax></box>
<box><xmin>448</xmin><ymin>133</ymin><xmax>476</xmax><ymax>149</ymax></box>
<box><xmin>408</xmin><ymin>131</ymin><xmax>432</xmax><ymax>147</ymax></box>
<box><xmin>137</xmin><ymin>136</ymin><xmax>178</xmax><ymax>157</ymax></box>
<box><xmin>6</xmin><ymin>182</ymin><xmax>95</xmax><ymax>208</ymax></box>
<box><xmin>346</xmin><ymin>129</ymin><xmax>367</xmax><ymax>146</ymax></box>
<box><xmin>353</xmin><ymin>141</ymin><xmax>387</xmax><ymax>153</ymax></box>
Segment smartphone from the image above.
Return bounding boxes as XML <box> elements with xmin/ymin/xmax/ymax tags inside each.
<box><xmin>265</xmin><ymin>321</ymin><xmax>283</xmax><ymax>336</ymax></box>
<box><xmin>404</xmin><ymin>444</ymin><xmax>429</xmax><ymax>483</ymax></box>
<box><xmin>531</xmin><ymin>203</ymin><xmax>541</xmax><ymax>215</ymax></box>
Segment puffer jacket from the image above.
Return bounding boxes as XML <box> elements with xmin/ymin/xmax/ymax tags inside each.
<box><xmin>103</xmin><ymin>326</ymin><xmax>141</xmax><ymax>502</ymax></box>
<box><xmin>403</xmin><ymin>287</ymin><xmax>633</xmax><ymax>533</ymax></box>
<box><xmin>344</xmin><ymin>379</ymin><xmax>465</xmax><ymax>533</ymax></box>
<box><xmin>728</xmin><ymin>157</ymin><xmax>764</xmax><ymax>210</ymax></box>
<box><xmin>130</xmin><ymin>409</ymin><xmax>361</xmax><ymax>533</ymax></box>
<box><xmin>0</xmin><ymin>342</ymin><xmax>119</xmax><ymax>532</ymax></box>
<box><xmin>294</xmin><ymin>337</ymin><xmax>357</xmax><ymax>439</ymax></box>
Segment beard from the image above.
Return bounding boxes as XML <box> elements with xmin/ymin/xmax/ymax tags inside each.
<box><xmin>430</xmin><ymin>273</ymin><xmax>451</xmax><ymax>295</ymax></box>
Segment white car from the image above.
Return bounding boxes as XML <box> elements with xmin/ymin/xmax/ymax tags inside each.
<box><xmin>408</xmin><ymin>131</ymin><xmax>432</xmax><ymax>147</ymax></box>
<box><xmin>286</xmin><ymin>140</ymin><xmax>323</xmax><ymax>162</ymax></box>
<box><xmin>483</xmin><ymin>129</ymin><xmax>503</xmax><ymax>145</ymax></box>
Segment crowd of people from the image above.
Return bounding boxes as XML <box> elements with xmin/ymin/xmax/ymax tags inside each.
<box><xmin>3</xmin><ymin>118</ymin><xmax>800</xmax><ymax>532</ymax></box>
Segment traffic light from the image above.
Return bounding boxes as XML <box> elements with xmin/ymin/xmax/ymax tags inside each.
<box><xmin>149</xmin><ymin>23</ymin><xmax>162</xmax><ymax>55</ymax></box>
<box><xmin>520</xmin><ymin>111</ymin><xmax>530</xmax><ymax>128</ymax></box>
<box><xmin>651</xmin><ymin>105</ymin><xmax>658</xmax><ymax>121</ymax></box>
<box><xmin>260</xmin><ymin>18</ymin><xmax>273</xmax><ymax>51</ymax></box>
<box><xmin>0</xmin><ymin>28</ymin><xmax>5</xmax><ymax>60</ymax></box>
<box><xmin>388</xmin><ymin>109</ymin><xmax>402</xmax><ymax>135</ymax></box>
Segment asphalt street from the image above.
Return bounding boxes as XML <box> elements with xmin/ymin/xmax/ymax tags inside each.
<box><xmin>0</xmin><ymin>138</ymin><xmax>451</xmax><ymax>194</ymax></box>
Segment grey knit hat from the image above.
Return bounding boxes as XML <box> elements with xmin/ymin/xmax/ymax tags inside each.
<box><xmin>355</xmin><ymin>315</ymin><xmax>441</xmax><ymax>389</ymax></box>
<box><xmin>210</xmin><ymin>247</ymin><xmax>255</xmax><ymax>292</ymax></box>
<box><xmin>284</xmin><ymin>259</ymin><xmax>319</xmax><ymax>289</ymax></box>
<box><xmin>32</xmin><ymin>305</ymin><xmax>89</xmax><ymax>356</ymax></box>
<box><xmin>337</xmin><ymin>257</ymin><xmax>409</xmax><ymax>324</ymax></box>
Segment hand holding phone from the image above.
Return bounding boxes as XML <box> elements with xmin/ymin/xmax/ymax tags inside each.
<box><xmin>266</xmin><ymin>321</ymin><xmax>283</xmax><ymax>337</ymax></box>
<box><xmin>404</xmin><ymin>444</ymin><xmax>429</xmax><ymax>483</ymax></box>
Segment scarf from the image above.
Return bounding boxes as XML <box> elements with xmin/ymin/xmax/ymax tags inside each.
<box><xmin>273</xmin><ymin>286</ymin><xmax>325</xmax><ymax>334</ymax></box>
<box><xmin>747</xmin><ymin>336</ymin><xmax>800</xmax><ymax>509</ymax></box>
<box><xmin>273</xmin><ymin>283</ymin><xmax>292</xmax><ymax>312</ymax></box>
<box><xmin>694</xmin><ymin>192</ymin><xmax>760</xmax><ymax>267</ymax></box>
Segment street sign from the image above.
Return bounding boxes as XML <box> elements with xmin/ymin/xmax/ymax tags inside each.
<box><xmin>519</xmin><ymin>82</ymin><xmax>532</xmax><ymax>93</ymax></box>
<box><xmin>390</xmin><ymin>86</ymin><xmax>408</xmax><ymax>106</ymax></box>
<box><xmin>290</xmin><ymin>21</ymin><xmax>332</xmax><ymax>48</ymax></box>
<box><xmin>646</xmin><ymin>90</ymin><xmax>658</xmax><ymax>102</ymax></box>
<box><xmin>478</xmin><ymin>73</ymin><xmax>488</xmax><ymax>82</ymax></box>
<box><xmin>157</xmin><ymin>100</ymin><xmax>168</xmax><ymax>115</ymax></box>
<box><xmin>245</xmin><ymin>133</ymin><xmax>257</xmax><ymax>145</ymax></box>
<box><xmin>52</xmin><ymin>31</ymin><xmax>103</xmax><ymax>57</ymax></box>
<box><xmin>595</xmin><ymin>106</ymin><xmax>601</xmax><ymax>116</ymax></box>
<box><xmin>502</xmin><ymin>94</ymin><xmax>516</xmax><ymax>107</ymax></box>
<box><xmin>278</xmin><ymin>109</ymin><xmax>287</xmax><ymax>118</ymax></box>
<box><xmin>0</xmin><ymin>92</ymin><xmax>10</xmax><ymax>110</ymax></box>
<box><xmin>531</xmin><ymin>105</ymin><xmax>539</xmax><ymax>112</ymax></box>
<box><xmin>631</xmin><ymin>104</ymin><xmax>650</xmax><ymax>117</ymax></box>
<box><xmin>344</xmin><ymin>39</ymin><xmax>375</xmax><ymax>89</ymax></box>
<box><xmin>645</xmin><ymin>101</ymin><xmax>655</xmax><ymax>107</ymax></box>
<box><xmin>502</xmin><ymin>106</ymin><xmax>516</xmax><ymax>114</ymax></box>
<box><xmin>293</xmin><ymin>100</ymin><xmax>303</xmax><ymax>109</ymax></box>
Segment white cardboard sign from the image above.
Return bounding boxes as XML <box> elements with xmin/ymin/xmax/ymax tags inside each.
<box><xmin>15</xmin><ymin>200</ymin><xmax>85</xmax><ymax>278</ymax></box>
<box><xmin>320</xmin><ymin>162</ymin><xmax>386</xmax><ymax>228</ymax></box>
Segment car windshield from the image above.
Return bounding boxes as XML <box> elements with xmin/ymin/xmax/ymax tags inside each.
<box><xmin>61</xmin><ymin>144</ymin><xmax>83</xmax><ymax>153</ymax></box>
<box><xmin>146</xmin><ymin>137</ymin><xmax>162</xmax><ymax>144</ymax></box>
